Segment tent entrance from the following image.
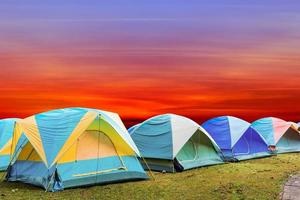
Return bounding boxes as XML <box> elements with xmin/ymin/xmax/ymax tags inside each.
<box><xmin>15</xmin><ymin>141</ymin><xmax>43</xmax><ymax>162</ymax></box>
<box><xmin>233</xmin><ymin>136</ymin><xmax>250</xmax><ymax>156</ymax></box>
<box><xmin>276</xmin><ymin>128</ymin><xmax>300</xmax><ymax>153</ymax></box>
<box><xmin>176</xmin><ymin>130</ymin><xmax>223</xmax><ymax>170</ymax></box>
<box><xmin>58</xmin><ymin>130</ymin><xmax>126</xmax><ymax>178</ymax></box>
<box><xmin>6</xmin><ymin>141</ymin><xmax>51</xmax><ymax>189</ymax></box>
<box><xmin>231</xmin><ymin>128</ymin><xmax>270</xmax><ymax>160</ymax></box>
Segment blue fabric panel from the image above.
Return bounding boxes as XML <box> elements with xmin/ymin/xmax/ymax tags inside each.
<box><xmin>61</xmin><ymin>171</ymin><xmax>147</xmax><ymax>191</ymax></box>
<box><xmin>0</xmin><ymin>119</ymin><xmax>17</xmax><ymax>170</ymax></box>
<box><xmin>251</xmin><ymin>118</ymin><xmax>274</xmax><ymax>145</ymax></box>
<box><xmin>35</xmin><ymin>109</ymin><xmax>88</xmax><ymax>165</ymax></box>
<box><xmin>57</xmin><ymin>157</ymin><xmax>122</xmax><ymax>181</ymax></box>
<box><xmin>0</xmin><ymin>121</ymin><xmax>6</xmax><ymax>148</ymax></box>
<box><xmin>57</xmin><ymin>156</ymin><xmax>146</xmax><ymax>184</ymax></box>
<box><xmin>7</xmin><ymin>156</ymin><xmax>147</xmax><ymax>191</ymax></box>
<box><xmin>202</xmin><ymin>116</ymin><xmax>232</xmax><ymax>151</ymax></box>
<box><xmin>0</xmin><ymin>155</ymin><xmax>10</xmax><ymax>171</ymax></box>
<box><xmin>57</xmin><ymin>156</ymin><xmax>147</xmax><ymax>190</ymax></box>
<box><xmin>7</xmin><ymin>161</ymin><xmax>51</xmax><ymax>189</ymax></box>
<box><xmin>130</xmin><ymin>115</ymin><xmax>173</xmax><ymax>159</ymax></box>
<box><xmin>0</xmin><ymin>119</ymin><xmax>17</xmax><ymax>149</ymax></box>
<box><xmin>233</xmin><ymin>127</ymin><xmax>269</xmax><ymax>158</ymax></box>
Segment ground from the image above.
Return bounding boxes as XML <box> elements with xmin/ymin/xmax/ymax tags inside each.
<box><xmin>282</xmin><ymin>174</ymin><xmax>300</xmax><ymax>200</ymax></box>
<box><xmin>0</xmin><ymin>154</ymin><xmax>300</xmax><ymax>200</ymax></box>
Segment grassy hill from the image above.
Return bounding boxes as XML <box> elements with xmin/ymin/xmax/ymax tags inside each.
<box><xmin>0</xmin><ymin>153</ymin><xmax>300</xmax><ymax>200</ymax></box>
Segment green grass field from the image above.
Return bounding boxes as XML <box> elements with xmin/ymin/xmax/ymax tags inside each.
<box><xmin>0</xmin><ymin>154</ymin><xmax>299</xmax><ymax>200</ymax></box>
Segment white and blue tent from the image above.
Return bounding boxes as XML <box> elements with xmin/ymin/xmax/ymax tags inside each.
<box><xmin>129</xmin><ymin>114</ymin><xmax>223</xmax><ymax>172</ymax></box>
<box><xmin>202</xmin><ymin>116</ymin><xmax>270</xmax><ymax>161</ymax></box>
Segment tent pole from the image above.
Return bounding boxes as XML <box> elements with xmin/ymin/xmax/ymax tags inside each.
<box><xmin>95</xmin><ymin>114</ymin><xmax>101</xmax><ymax>184</ymax></box>
<box><xmin>45</xmin><ymin>168</ymin><xmax>56</xmax><ymax>192</ymax></box>
<box><xmin>140</xmin><ymin>155</ymin><xmax>155</xmax><ymax>180</ymax></box>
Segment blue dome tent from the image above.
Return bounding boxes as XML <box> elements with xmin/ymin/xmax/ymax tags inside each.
<box><xmin>202</xmin><ymin>116</ymin><xmax>270</xmax><ymax>161</ymax></box>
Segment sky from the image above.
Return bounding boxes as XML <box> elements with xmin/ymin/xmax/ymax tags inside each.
<box><xmin>0</xmin><ymin>0</ymin><xmax>299</xmax><ymax>127</ymax></box>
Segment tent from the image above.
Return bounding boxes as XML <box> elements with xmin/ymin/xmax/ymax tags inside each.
<box><xmin>0</xmin><ymin>118</ymin><xmax>18</xmax><ymax>171</ymax></box>
<box><xmin>293</xmin><ymin>122</ymin><xmax>300</xmax><ymax>131</ymax></box>
<box><xmin>202</xmin><ymin>116</ymin><xmax>270</xmax><ymax>161</ymax></box>
<box><xmin>129</xmin><ymin>114</ymin><xmax>223</xmax><ymax>172</ymax></box>
<box><xmin>288</xmin><ymin>122</ymin><xmax>299</xmax><ymax>132</ymax></box>
<box><xmin>6</xmin><ymin>108</ymin><xmax>148</xmax><ymax>191</ymax></box>
<box><xmin>128</xmin><ymin>123</ymin><xmax>140</xmax><ymax>133</ymax></box>
<box><xmin>252</xmin><ymin>117</ymin><xmax>300</xmax><ymax>154</ymax></box>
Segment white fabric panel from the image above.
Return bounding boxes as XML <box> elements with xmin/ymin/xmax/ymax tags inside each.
<box><xmin>102</xmin><ymin>111</ymin><xmax>128</xmax><ymax>134</ymax></box>
<box><xmin>171</xmin><ymin>114</ymin><xmax>199</xmax><ymax>158</ymax></box>
<box><xmin>228</xmin><ymin>117</ymin><xmax>250</xmax><ymax>147</ymax></box>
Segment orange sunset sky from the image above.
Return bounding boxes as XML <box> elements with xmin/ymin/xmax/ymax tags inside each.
<box><xmin>0</xmin><ymin>1</ymin><xmax>299</xmax><ymax>127</ymax></box>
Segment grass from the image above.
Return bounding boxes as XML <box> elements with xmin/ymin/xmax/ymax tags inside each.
<box><xmin>1</xmin><ymin>154</ymin><xmax>300</xmax><ymax>200</ymax></box>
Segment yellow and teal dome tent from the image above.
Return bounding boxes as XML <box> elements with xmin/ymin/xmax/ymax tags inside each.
<box><xmin>129</xmin><ymin>114</ymin><xmax>224</xmax><ymax>172</ymax></box>
<box><xmin>0</xmin><ymin>118</ymin><xmax>18</xmax><ymax>171</ymax></box>
<box><xmin>6</xmin><ymin>108</ymin><xmax>148</xmax><ymax>191</ymax></box>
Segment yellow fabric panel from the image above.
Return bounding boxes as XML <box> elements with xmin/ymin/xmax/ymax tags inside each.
<box><xmin>51</xmin><ymin>111</ymin><xmax>98</xmax><ymax>167</ymax></box>
<box><xmin>57</xmin><ymin>141</ymin><xmax>77</xmax><ymax>163</ymax></box>
<box><xmin>88</xmin><ymin>118</ymin><xmax>135</xmax><ymax>156</ymax></box>
<box><xmin>18</xmin><ymin>142</ymin><xmax>42</xmax><ymax>161</ymax></box>
<box><xmin>58</xmin><ymin>131</ymin><xmax>119</xmax><ymax>164</ymax></box>
<box><xmin>76</xmin><ymin>131</ymin><xmax>118</xmax><ymax>160</ymax></box>
<box><xmin>17</xmin><ymin>142</ymin><xmax>33</xmax><ymax>160</ymax></box>
<box><xmin>18</xmin><ymin>117</ymin><xmax>48</xmax><ymax>166</ymax></box>
<box><xmin>0</xmin><ymin>139</ymin><xmax>12</xmax><ymax>155</ymax></box>
<box><xmin>10</xmin><ymin>122</ymin><xmax>23</xmax><ymax>158</ymax></box>
<box><xmin>27</xmin><ymin>150</ymin><xmax>42</xmax><ymax>161</ymax></box>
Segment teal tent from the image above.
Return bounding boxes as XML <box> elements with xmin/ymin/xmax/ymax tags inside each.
<box><xmin>129</xmin><ymin>114</ymin><xmax>224</xmax><ymax>172</ymax></box>
<box><xmin>0</xmin><ymin>118</ymin><xmax>18</xmax><ymax>171</ymax></box>
<box><xmin>252</xmin><ymin>117</ymin><xmax>300</xmax><ymax>154</ymax></box>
